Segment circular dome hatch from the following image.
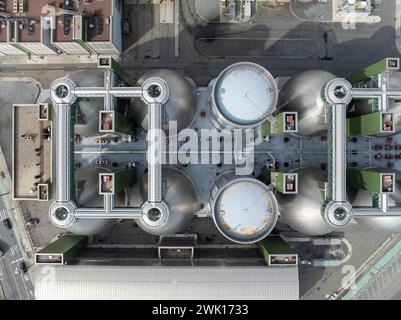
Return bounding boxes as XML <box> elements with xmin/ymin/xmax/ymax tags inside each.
<box><xmin>213</xmin><ymin>178</ymin><xmax>278</xmax><ymax>244</ymax></box>
<box><xmin>213</xmin><ymin>62</ymin><xmax>278</xmax><ymax>128</ymax></box>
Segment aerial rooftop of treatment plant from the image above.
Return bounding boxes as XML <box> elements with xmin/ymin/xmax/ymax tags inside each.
<box><xmin>2</xmin><ymin>0</ymin><xmax>401</xmax><ymax>302</ymax></box>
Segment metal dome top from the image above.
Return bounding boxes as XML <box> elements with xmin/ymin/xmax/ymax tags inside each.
<box><xmin>277</xmin><ymin>70</ymin><xmax>336</xmax><ymax>137</ymax></box>
<box><xmin>278</xmin><ymin>70</ymin><xmax>336</xmax><ymax>109</ymax></box>
<box><xmin>387</xmin><ymin>71</ymin><xmax>401</xmax><ymax>90</ymax></box>
<box><xmin>355</xmin><ymin>216</ymin><xmax>401</xmax><ymax>234</ymax></box>
<box><xmin>131</xmin><ymin>167</ymin><xmax>198</xmax><ymax>236</ymax></box>
<box><xmin>277</xmin><ymin>168</ymin><xmax>336</xmax><ymax>236</ymax></box>
<box><xmin>213</xmin><ymin>62</ymin><xmax>277</xmax><ymax>127</ymax></box>
<box><xmin>66</xmin><ymin>69</ymin><xmax>105</xmax><ymax>87</ymax></box>
<box><xmin>65</xmin><ymin>218</ymin><xmax>116</xmax><ymax>236</ymax></box>
<box><xmin>74</xmin><ymin>98</ymin><xmax>104</xmax><ymax>137</ymax></box>
<box><xmin>129</xmin><ymin>70</ymin><xmax>197</xmax><ymax>135</ymax></box>
<box><xmin>212</xmin><ymin>177</ymin><xmax>278</xmax><ymax>244</ymax></box>
<box><xmin>49</xmin><ymin>171</ymin><xmax>124</xmax><ymax>236</ymax></box>
<box><xmin>77</xmin><ymin>175</ymin><xmax>104</xmax><ymax>208</ymax></box>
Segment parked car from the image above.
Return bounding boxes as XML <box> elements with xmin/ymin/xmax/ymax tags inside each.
<box><xmin>385</xmin><ymin>144</ymin><xmax>394</xmax><ymax>151</ymax></box>
<box><xmin>3</xmin><ymin>218</ymin><xmax>12</xmax><ymax>230</ymax></box>
<box><xmin>385</xmin><ymin>154</ymin><xmax>394</xmax><ymax>160</ymax></box>
<box><xmin>26</xmin><ymin>218</ymin><xmax>40</xmax><ymax>226</ymax></box>
<box><xmin>374</xmin><ymin>144</ymin><xmax>383</xmax><ymax>151</ymax></box>
<box><xmin>395</xmin><ymin>144</ymin><xmax>401</xmax><ymax>150</ymax></box>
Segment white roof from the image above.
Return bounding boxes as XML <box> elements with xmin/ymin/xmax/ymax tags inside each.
<box><xmin>35</xmin><ymin>265</ymin><xmax>299</xmax><ymax>300</ymax></box>
<box><xmin>215</xmin><ymin>63</ymin><xmax>277</xmax><ymax>125</ymax></box>
<box><xmin>215</xmin><ymin>180</ymin><xmax>277</xmax><ymax>241</ymax></box>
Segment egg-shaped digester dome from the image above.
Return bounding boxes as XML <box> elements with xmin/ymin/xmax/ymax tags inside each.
<box><xmin>277</xmin><ymin>168</ymin><xmax>336</xmax><ymax>236</ymax></box>
<box><xmin>277</xmin><ymin>70</ymin><xmax>336</xmax><ymax>137</ymax></box>
<box><xmin>129</xmin><ymin>70</ymin><xmax>197</xmax><ymax>136</ymax></box>
<box><xmin>64</xmin><ymin>172</ymin><xmax>127</xmax><ymax>236</ymax></box>
<box><xmin>66</xmin><ymin>69</ymin><xmax>105</xmax><ymax>87</ymax></box>
<box><xmin>129</xmin><ymin>168</ymin><xmax>198</xmax><ymax>236</ymax></box>
<box><xmin>66</xmin><ymin>70</ymin><xmax>106</xmax><ymax>137</ymax></box>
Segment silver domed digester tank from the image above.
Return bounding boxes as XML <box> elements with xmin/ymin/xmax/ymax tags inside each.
<box><xmin>67</xmin><ymin>69</ymin><xmax>105</xmax><ymax>87</ymax></box>
<box><xmin>129</xmin><ymin>70</ymin><xmax>197</xmax><ymax>136</ymax></box>
<box><xmin>388</xmin><ymin>71</ymin><xmax>401</xmax><ymax>90</ymax></box>
<box><xmin>277</xmin><ymin>168</ymin><xmax>336</xmax><ymax>236</ymax></box>
<box><xmin>74</xmin><ymin>98</ymin><xmax>104</xmax><ymax>137</ymax></box>
<box><xmin>210</xmin><ymin>62</ymin><xmax>278</xmax><ymax>130</ymax></box>
<box><xmin>210</xmin><ymin>171</ymin><xmax>278</xmax><ymax>244</ymax></box>
<box><xmin>128</xmin><ymin>168</ymin><xmax>198</xmax><ymax>236</ymax></box>
<box><xmin>354</xmin><ymin>215</ymin><xmax>401</xmax><ymax>234</ymax></box>
<box><xmin>67</xmin><ymin>70</ymin><xmax>105</xmax><ymax>137</ymax></box>
<box><xmin>64</xmin><ymin>173</ymin><xmax>125</xmax><ymax>235</ymax></box>
<box><xmin>277</xmin><ymin>70</ymin><xmax>336</xmax><ymax>137</ymax></box>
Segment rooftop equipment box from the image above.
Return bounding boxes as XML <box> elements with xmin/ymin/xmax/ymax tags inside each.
<box><xmin>35</xmin><ymin>235</ymin><xmax>88</xmax><ymax>265</ymax></box>
<box><xmin>347</xmin><ymin>169</ymin><xmax>395</xmax><ymax>194</ymax></box>
<box><xmin>271</xmin><ymin>172</ymin><xmax>298</xmax><ymax>194</ymax></box>
<box><xmin>258</xmin><ymin>235</ymin><xmax>298</xmax><ymax>266</ymax></box>
<box><xmin>347</xmin><ymin>57</ymin><xmax>400</xmax><ymax>85</ymax></box>
<box><xmin>347</xmin><ymin>112</ymin><xmax>394</xmax><ymax>136</ymax></box>
<box><xmin>261</xmin><ymin>112</ymin><xmax>298</xmax><ymax>139</ymax></box>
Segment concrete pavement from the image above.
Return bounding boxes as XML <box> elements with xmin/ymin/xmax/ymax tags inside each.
<box><xmin>122</xmin><ymin>0</ymin><xmax>400</xmax><ymax>88</ymax></box>
<box><xmin>342</xmin><ymin>235</ymin><xmax>401</xmax><ymax>300</ymax></box>
<box><xmin>0</xmin><ymin>124</ymin><xmax>37</xmax><ymax>300</ymax></box>
<box><xmin>0</xmin><ymin>210</ymin><xmax>34</xmax><ymax>300</ymax></box>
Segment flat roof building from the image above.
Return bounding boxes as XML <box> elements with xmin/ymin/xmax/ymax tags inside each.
<box><xmin>0</xmin><ymin>20</ymin><xmax>26</xmax><ymax>55</ymax></box>
<box><xmin>0</xmin><ymin>0</ymin><xmax>122</xmax><ymax>56</ymax></box>
<box><xmin>13</xmin><ymin>57</ymin><xmax>401</xmax><ymax>300</ymax></box>
<box><xmin>35</xmin><ymin>265</ymin><xmax>300</xmax><ymax>300</ymax></box>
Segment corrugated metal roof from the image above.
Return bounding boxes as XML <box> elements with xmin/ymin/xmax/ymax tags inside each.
<box><xmin>35</xmin><ymin>265</ymin><xmax>299</xmax><ymax>300</ymax></box>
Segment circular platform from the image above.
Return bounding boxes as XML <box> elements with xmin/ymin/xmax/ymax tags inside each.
<box><xmin>212</xmin><ymin>177</ymin><xmax>278</xmax><ymax>244</ymax></box>
<box><xmin>213</xmin><ymin>62</ymin><xmax>277</xmax><ymax>128</ymax></box>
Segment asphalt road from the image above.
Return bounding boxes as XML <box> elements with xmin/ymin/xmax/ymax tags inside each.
<box><xmin>121</xmin><ymin>0</ymin><xmax>400</xmax><ymax>87</ymax></box>
<box><xmin>0</xmin><ymin>209</ymin><xmax>34</xmax><ymax>300</ymax></box>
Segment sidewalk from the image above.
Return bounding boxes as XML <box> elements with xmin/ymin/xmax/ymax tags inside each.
<box><xmin>0</xmin><ymin>142</ymin><xmax>37</xmax><ymax>277</ymax></box>
<box><xmin>0</xmin><ymin>53</ymin><xmax>119</xmax><ymax>66</ymax></box>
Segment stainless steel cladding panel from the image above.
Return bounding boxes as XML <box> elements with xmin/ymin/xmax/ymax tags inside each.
<box><xmin>277</xmin><ymin>70</ymin><xmax>336</xmax><ymax>137</ymax></box>
<box><xmin>129</xmin><ymin>70</ymin><xmax>197</xmax><ymax>136</ymax></box>
<box><xmin>67</xmin><ymin>174</ymin><xmax>119</xmax><ymax>235</ymax></box>
<box><xmin>131</xmin><ymin>168</ymin><xmax>198</xmax><ymax>236</ymax></box>
<box><xmin>67</xmin><ymin>69</ymin><xmax>105</xmax><ymax>87</ymax></box>
<box><xmin>277</xmin><ymin>168</ymin><xmax>336</xmax><ymax>236</ymax></box>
